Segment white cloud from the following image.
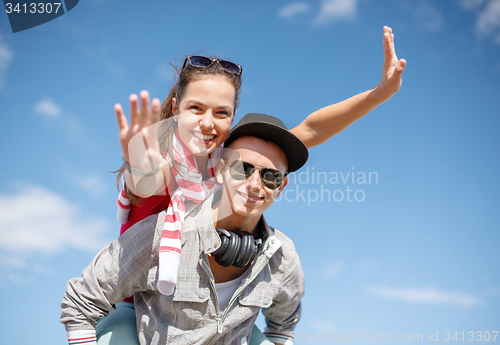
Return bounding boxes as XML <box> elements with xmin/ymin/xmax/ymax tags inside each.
<box><xmin>314</xmin><ymin>0</ymin><xmax>357</xmax><ymax>25</ymax></box>
<box><xmin>460</xmin><ymin>0</ymin><xmax>486</xmax><ymax>11</ymax></box>
<box><xmin>475</xmin><ymin>0</ymin><xmax>500</xmax><ymax>39</ymax></box>
<box><xmin>323</xmin><ymin>260</ymin><xmax>344</xmax><ymax>278</ymax></box>
<box><xmin>73</xmin><ymin>174</ymin><xmax>109</xmax><ymax>199</ymax></box>
<box><xmin>366</xmin><ymin>286</ymin><xmax>481</xmax><ymax>308</ymax></box>
<box><xmin>33</xmin><ymin>98</ymin><xmax>62</xmax><ymax>118</ymax></box>
<box><xmin>278</xmin><ymin>2</ymin><xmax>312</xmax><ymax>19</ymax></box>
<box><xmin>0</xmin><ymin>33</ymin><xmax>14</xmax><ymax>91</ymax></box>
<box><xmin>414</xmin><ymin>2</ymin><xmax>444</xmax><ymax>32</ymax></box>
<box><xmin>459</xmin><ymin>0</ymin><xmax>500</xmax><ymax>45</ymax></box>
<box><xmin>32</xmin><ymin>99</ymin><xmax>92</xmax><ymax>147</ymax></box>
<box><xmin>0</xmin><ymin>183</ymin><xmax>112</xmax><ymax>258</ymax></box>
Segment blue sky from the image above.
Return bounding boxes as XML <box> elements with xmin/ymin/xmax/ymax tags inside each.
<box><xmin>1</xmin><ymin>0</ymin><xmax>500</xmax><ymax>344</ymax></box>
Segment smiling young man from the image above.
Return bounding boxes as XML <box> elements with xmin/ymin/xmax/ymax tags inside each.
<box><xmin>61</xmin><ymin>113</ymin><xmax>308</xmax><ymax>345</ymax></box>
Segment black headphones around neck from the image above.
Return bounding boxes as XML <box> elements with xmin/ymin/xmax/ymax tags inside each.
<box><xmin>211</xmin><ymin>229</ymin><xmax>263</xmax><ymax>268</ymax></box>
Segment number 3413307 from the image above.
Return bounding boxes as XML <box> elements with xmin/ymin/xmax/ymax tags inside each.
<box><xmin>444</xmin><ymin>331</ymin><xmax>498</xmax><ymax>342</ymax></box>
<box><xmin>5</xmin><ymin>3</ymin><xmax>62</xmax><ymax>14</ymax></box>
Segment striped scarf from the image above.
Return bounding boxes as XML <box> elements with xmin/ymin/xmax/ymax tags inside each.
<box><xmin>158</xmin><ymin>129</ymin><xmax>221</xmax><ymax>294</ymax></box>
<box><xmin>116</xmin><ymin>177</ymin><xmax>131</xmax><ymax>224</ymax></box>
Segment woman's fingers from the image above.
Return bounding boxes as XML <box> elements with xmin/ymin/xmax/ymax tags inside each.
<box><xmin>130</xmin><ymin>94</ymin><xmax>140</xmax><ymax>128</ymax></box>
<box><xmin>151</xmin><ymin>98</ymin><xmax>161</xmax><ymax>124</ymax></box>
<box><xmin>393</xmin><ymin>59</ymin><xmax>406</xmax><ymax>76</ymax></box>
<box><xmin>139</xmin><ymin>90</ymin><xmax>151</xmax><ymax>128</ymax></box>
<box><xmin>115</xmin><ymin>103</ymin><xmax>128</xmax><ymax>132</ymax></box>
<box><xmin>382</xmin><ymin>29</ymin><xmax>396</xmax><ymax>71</ymax></box>
<box><xmin>115</xmin><ymin>103</ymin><xmax>131</xmax><ymax>161</ymax></box>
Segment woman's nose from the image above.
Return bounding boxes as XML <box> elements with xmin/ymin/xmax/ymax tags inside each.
<box><xmin>199</xmin><ymin>111</ymin><xmax>215</xmax><ymax>130</ymax></box>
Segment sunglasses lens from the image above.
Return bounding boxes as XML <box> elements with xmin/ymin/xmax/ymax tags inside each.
<box><xmin>229</xmin><ymin>161</ymin><xmax>251</xmax><ymax>180</ymax></box>
<box><xmin>184</xmin><ymin>56</ymin><xmax>241</xmax><ymax>76</ymax></box>
<box><xmin>261</xmin><ymin>169</ymin><xmax>283</xmax><ymax>190</ymax></box>
<box><xmin>228</xmin><ymin>161</ymin><xmax>283</xmax><ymax>189</ymax></box>
<box><xmin>219</xmin><ymin>60</ymin><xmax>242</xmax><ymax>75</ymax></box>
<box><xmin>189</xmin><ymin>56</ymin><xmax>213</xmax><ymax>68</ymax></box>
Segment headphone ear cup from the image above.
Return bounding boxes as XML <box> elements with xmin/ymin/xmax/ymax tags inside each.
<box><xmin>215</xmin><ymin>230</ymin><xmax>241</xmax><ymax>267</ymax></box>
<box><xmin>245</xmin><ymin>233</ymin><xmax>260</xmax><ymax>267</ymax></box>
<box><xmin>248</xmin><ymin>239</ymin><xmax>259</xmax><ymax>266</ymax></box>
<box><xmin>233</xmin><ymin>231</ymin><xmax>254</xmax><ymax>268</ymax></box>
<box><xmin>212</xmin><ymin>228</ymin><xmax>230</xmax><ymax>258</ymax></box>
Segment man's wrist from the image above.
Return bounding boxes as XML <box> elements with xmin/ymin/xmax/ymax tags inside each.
<box><xmin>263</xmin><ymin>328</ymin><xmax>295</xmax><ymax>345</ymax></box>
<box><xmin>67</xmin><ymin>329</ymin><xmax>97</xmax><ymax>345</ymax></box>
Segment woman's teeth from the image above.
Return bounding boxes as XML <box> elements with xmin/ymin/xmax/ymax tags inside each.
<box><xmin>193</xmin><ymin>132</ymin><xmax>215</xmax><ymax>141</ymax></box>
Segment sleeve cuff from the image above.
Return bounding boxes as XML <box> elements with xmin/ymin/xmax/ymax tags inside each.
<box><xmin>67</xmin><ymin>329</ymin><xmax>97</xmax><ymax>345</ymax></box>
<box><xmin>263</xmin><ymin>328</ymin><xmax>295</xmax><ymax>345</ymax></box>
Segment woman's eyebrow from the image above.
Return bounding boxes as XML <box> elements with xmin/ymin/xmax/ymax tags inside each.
<box><xmin>184</xmin><ymin>99</ymin><xmax>233</xmax><ymax>110</ymax></box>
<box><xmin>185</xmin><ymin>98</ymin><xmax>233</xmax><ymax>109</ymax></box>
<box><xmin>218</xmin><ymin>105</ymin><xmax>233</xmax><ymax>112</ymax></box>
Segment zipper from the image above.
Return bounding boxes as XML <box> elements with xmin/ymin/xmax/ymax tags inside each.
<box><xmin>201</xmin><ymin>256</ymin><xmax>249</xmax><ymax>334</ymax></box>
<box><xmin>202</xmin><ymin>235</ymin><xmax>277</xmax><ymax>336</ymax></box>
<box><xmin>217</xmin><ymin>318</ymin><xmax>223</xmax><ymax>333</ymax></box>
<box><xmin>218</xmin><ymin>255</ymin><xmax>268</xmax><ymax>328</ymax></box>
<box><xmin>218</xmin><ymin>236</ymin><xmax>277</xmax><ymax>326</ymax></box>
<box><xmin>200</xmin><ymin>257</ymin><xmax>224</xmax><ymax>334</ymax></box>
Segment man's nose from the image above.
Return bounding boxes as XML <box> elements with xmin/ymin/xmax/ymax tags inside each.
<box><xmin>246</xmin><ymin>169</ymin><xmax>262</xmax><ymax>192</ymax></box>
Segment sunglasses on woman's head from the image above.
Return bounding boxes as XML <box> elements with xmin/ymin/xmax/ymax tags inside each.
<box><xmin>227</xmin><ymin>160</ymin><xmax>286</xmax><ymax>190</ymax></box>
<box><xmin>182</xmin><ymin>55</ymin><xmax>242</xmax><ymax>76</ymax></box>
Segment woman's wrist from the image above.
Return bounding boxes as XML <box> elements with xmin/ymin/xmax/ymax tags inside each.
<box><xmin>123</xmin><ymin>157</ymin><xmax>163</xmax><ymax>178</ymax></box>
<box><xmin>123</xmin><ymin>155</ymin><xmax>166</xmax><ymax>198</ymax></box>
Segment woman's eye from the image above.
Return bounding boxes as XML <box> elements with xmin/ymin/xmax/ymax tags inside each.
<box><xmin>189</xmin><ymin>105</ymin><xmax>201</xmax><ymax>112</ymax></box>
<box><xmin>217</xmin><ymin>110</ymin><xmax>230</xmax><ymax>117</ymax></box>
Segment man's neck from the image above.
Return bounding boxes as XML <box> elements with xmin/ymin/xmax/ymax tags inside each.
<box><xmin>209</xmin><ymin>197</ymin><xmax>262</xmax><ymax>283</ymax></box>
<box><xmin>212</xmin><ymin>207</ymin><xmax>260</xmax><ymax>236</ymax></box>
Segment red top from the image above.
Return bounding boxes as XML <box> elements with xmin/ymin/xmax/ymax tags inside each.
<box><xmin>120</xmin><ymin>186</ymin><xmax>173</xmax><ymax>303</ymax></box>
<box><xmin>119</xmin><ymin>194</ymin><xmax>172</xmax><ymax>235</ymax></box>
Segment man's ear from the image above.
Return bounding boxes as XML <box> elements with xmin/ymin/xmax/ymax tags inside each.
<box><xmin>275</xmin><ymin>176</ymin><xmax>289</xmax><ymax>198</ymax></box>
<box><xmin>215</xmin><ymin>158</ymin><xmax>225</xmax><ymax>184</ymax></box>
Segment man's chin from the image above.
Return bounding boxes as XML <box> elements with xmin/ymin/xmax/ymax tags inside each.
<box><xmin>234</xmin><ymin>206</ymin><xmax>260</xmax><ymax>218</ymax></box>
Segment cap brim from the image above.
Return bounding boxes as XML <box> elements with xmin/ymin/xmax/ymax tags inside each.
<box><xmin>225</xmin><ymin>121</ymin><xmax>308</xmax><ymax>173</ymax></box>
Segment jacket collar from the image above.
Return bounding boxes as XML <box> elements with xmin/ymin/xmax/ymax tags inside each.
<box><xmin>196</xmin><ymin>190</ymin><xmax>275</xmax><ymax>255</ymax></box>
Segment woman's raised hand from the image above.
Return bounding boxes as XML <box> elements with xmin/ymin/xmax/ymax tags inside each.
<box><xmin>115</xmin><ymin>90</ymin><xmax>162</xmax><ymax>166</ymax></box>
<box><xmin>376</xmin><ymin>26</ymin><xmax>406</xmax><ymax>101</ymax></box>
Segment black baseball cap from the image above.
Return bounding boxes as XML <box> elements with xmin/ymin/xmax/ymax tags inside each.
<box><xmin>224</xmin><ymin>113</ymin><xmax>309</xmax><ymax>173</ymax></box>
